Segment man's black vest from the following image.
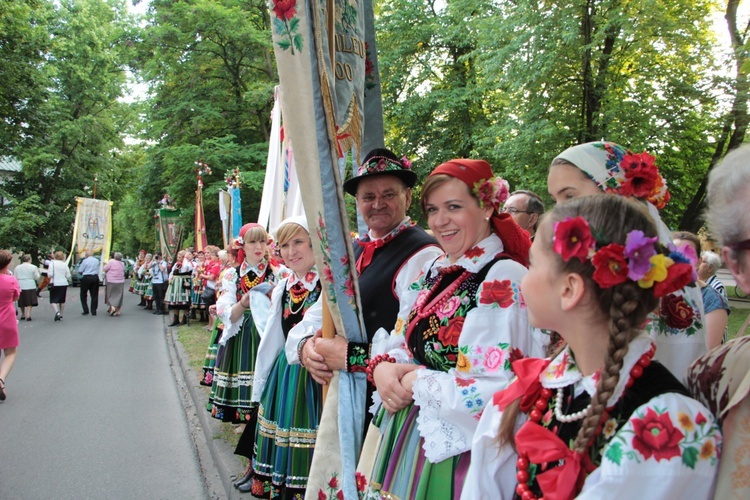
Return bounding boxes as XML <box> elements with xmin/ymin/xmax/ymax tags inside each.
<box><xmin>353</xmin><ymin>225</ymin><xmax>437</xmax><ymax>341</ymax></box>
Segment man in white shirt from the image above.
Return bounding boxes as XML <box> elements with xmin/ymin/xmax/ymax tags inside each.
<box><xmin>78</xmin><ymin>250</ymin><xmax>101</xmax><ymax>315</ymax></box>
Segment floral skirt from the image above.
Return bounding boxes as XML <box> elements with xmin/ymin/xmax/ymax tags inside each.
<box><xmin>364</xmin><ymin>403</ymin><xmax>470</xmax><ymax>500</ymax></box>
<box><xmin>165</xmin><ymin>276</ymin><xmax>192</xmax><ymax>306</ymax></box>
<box><xmin>209</xmin><ymin>310</ymin><xmax>259</xmax><ymax>423</ymax></box>
<box><xmin>248</xmin><ymin>352</ymin><xmax>322</xmax><ymax>499</ymax></box>
<box><xmin>200</xmin><ymin>318</ymin><xmax>223</xmax><ymax>387</ymax></box>
<box><xmin>128</xmin><ymin>276</ymin><xmax>138</xmax><ymax>294</ymax></box>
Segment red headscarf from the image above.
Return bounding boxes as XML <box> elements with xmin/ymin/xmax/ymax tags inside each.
<box><xmin>429</xmin><ymin>159</ymin><xmax>530</xmax><ymax>266</ymax></box>
<box><xmin>237</xmin><ymin>223</ymin><xmax>265</xmax><ymax>264</ymax></box>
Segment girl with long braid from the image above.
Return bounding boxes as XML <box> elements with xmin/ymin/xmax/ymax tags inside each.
<box><xmin>463</xmin><ymin>196</ymin><xmax>721</xmax><ymax>499</ymax></box>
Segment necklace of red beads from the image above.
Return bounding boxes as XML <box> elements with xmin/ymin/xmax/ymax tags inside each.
<box><xmin>515</xmin><ymin>343</ymin><xmax>656</xmax><ymax>500</ymax></box>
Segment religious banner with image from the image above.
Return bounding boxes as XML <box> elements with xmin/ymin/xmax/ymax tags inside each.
<box><xmin>155</xmin><ymin>208</ymin><xmax>183</xmax><ymax>262</ymax></box>
<box><xmin>69</xmin><ymin>197</ymin><xmax>113</xmax><ymax>262</ymax></box>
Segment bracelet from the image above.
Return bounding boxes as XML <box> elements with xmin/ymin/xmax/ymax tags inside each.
<box><xmin>346</xmin><ymin>342</ymin><xmax>370</xmax><ymax>373</ymax></box>
<box><xmin>297</xmin><ymin>336</ymin><xmax>312</xmax><ymax>367</ymax></box>
<box><xmin>366</xmin><ymin>354</ymin><xmax>395</xmax><ymax>385</ymax></box>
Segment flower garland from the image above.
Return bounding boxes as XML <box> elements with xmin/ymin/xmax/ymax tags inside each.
<box><xmin>552</xmin><ymin>217</ymin><xmax>694</xmax><ymax>297</ymax></box>
<box><xmin>472</xmin><ymin>176</ymin><xmax>510</xmax><ymax>212</ymax></box>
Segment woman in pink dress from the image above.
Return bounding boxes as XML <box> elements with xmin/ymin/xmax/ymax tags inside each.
<box><xmin>0</xmin><ymin>249</ymin><xmax>21</xmax><ymax>401</ymax></box>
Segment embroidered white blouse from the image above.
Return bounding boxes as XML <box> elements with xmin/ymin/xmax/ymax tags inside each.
<box><xmin>374</xmin><ymin>234</ymin><xmax>546</xmax><ymax>464</ymax></box>
<box><xmin>462</xmin><ymin>334</ymin><xmax>722</xmax><ymax>499</ymax></box>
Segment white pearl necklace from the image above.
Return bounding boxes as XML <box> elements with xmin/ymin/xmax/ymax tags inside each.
<box><xmin>554</xmin><ymin>387</ymin><xmax>591</xmax><ymax>423</ymax></box>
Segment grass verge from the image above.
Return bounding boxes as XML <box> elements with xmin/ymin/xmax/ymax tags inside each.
<box><xmin>172</xmin><ymin>321</ymin><xmax>242</xmax><ymax>450</ymax></box>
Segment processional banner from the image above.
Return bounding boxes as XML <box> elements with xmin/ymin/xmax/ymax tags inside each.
<box><xmin>270</xmin><ymin>0</ymin><xmax>384</xmax><ymax>497</ymax></box>
<box><xmin>69</xmin><ymin>197</ymin><xmax>112</xmax><ymax>263</ymax></box>
<box><xmin>219</xmin><ymin>190</ymin><xmax>232</xmax><ymax>248</ymax></box>
<box><xmin>155</xmin><ymin>208</ymin><xmax>183</xmax><ymax>262</ymax></box>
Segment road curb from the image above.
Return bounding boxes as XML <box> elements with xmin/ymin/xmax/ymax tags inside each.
<box><xmin>165</xmin><ymin>326</ymin><xmax>245</xmax><ymax>500</ymax></box>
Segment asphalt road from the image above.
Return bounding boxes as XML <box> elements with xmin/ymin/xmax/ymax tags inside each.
<box><xmin>0</xmin><ymin>289</ymin><xmax>209</xmax><ymax>499</ymax></box>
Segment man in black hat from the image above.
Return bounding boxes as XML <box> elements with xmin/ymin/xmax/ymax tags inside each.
<box><xmin>285</xmin><ymin>148</ymin><xmax>441</xmax><ymax>424</ymax></box>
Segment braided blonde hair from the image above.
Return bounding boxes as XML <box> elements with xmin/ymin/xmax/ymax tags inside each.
<box><xmin>499</xmin><ymin>195</ymin><xmax>659</xmax><ymax>452</ymax></box>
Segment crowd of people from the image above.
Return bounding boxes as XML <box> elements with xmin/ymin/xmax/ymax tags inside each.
<box><xmin>2</xmin><ymin>141</ymin><xmax>749</xmax><ymax>499</ymax></box>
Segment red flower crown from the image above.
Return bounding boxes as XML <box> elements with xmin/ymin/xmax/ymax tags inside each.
<box><xmin>552</xmin><ymin>217</ymin><xmax>694</xmax><ymax>297</ymax></box>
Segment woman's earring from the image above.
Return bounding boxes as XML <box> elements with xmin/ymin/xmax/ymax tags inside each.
<box><xmin>485</xmin><ymin>216</ymin><xmax>490</xmax><ymax>221</ymax></box>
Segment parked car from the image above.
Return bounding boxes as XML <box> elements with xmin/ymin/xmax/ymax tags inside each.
<box><xmin>123</xmin><ymin>258</ymin><xmax>135</xmax><ymax>279</ymax></box>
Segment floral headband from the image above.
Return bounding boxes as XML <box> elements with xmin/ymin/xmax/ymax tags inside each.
<box><xmin>357</xmin><ymin>155</ymin><xmax>411</xmax><ymax>176</ymax></box>
<box><xmin>553</xmin><ymin>216</ymin><xmax>694</xmax><ymax>297</ymax></box>
<box><xmin>555</xmin><ymin>142</ymin><xmax>671</xmax><ymax>210</ymax></box>
<box><xmin>473</xmin><ymin>176</ymin><xmax>510</xmax><ymax>213</ymax></box>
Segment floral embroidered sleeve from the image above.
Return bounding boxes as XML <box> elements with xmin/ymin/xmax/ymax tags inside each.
<box><xmin>579</xmin><ymin>393</ymin><xmax>721</xmax><ymax>499</ymax></box>
<box><xmin>410</xmin><ymin>259</ymin><xmax>546</xmax><ymax>463</ymax></box>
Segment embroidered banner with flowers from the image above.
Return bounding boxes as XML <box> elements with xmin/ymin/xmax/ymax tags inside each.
<box><xmin>269</xmin><ymin>0</ymin><xmax>384</xmax><ymax>498</ymax></box>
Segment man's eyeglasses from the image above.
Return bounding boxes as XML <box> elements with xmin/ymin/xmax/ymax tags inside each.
<box><xmin>731</xmin><ymin>238</ymin><xmax>750</xmax><ymax>253</ymax></box>
<box><xmin>503</xmin><ymin>207</ymin><xmax>533</xmax><ymax>215</ymax></box>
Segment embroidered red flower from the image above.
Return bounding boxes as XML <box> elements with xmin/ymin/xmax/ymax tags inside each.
<box><xmin>553</xmin><ymin>217</ymin><xmax>596</xmax><ymax>262</ymax></box>
<box><xmin>479</xmin><ymin>279</ymin><xmax>514</xmax><ymax>308</ymax></box>
<box><xmin>653</xmin><ymin>262</ymin><xmax>694</xmax><ymax>298</ymax></box>
<box><xmin>464</xmin><ymin>246</ymin><xmax>486</xmax><ymax>260</ymax></box>
<box><xmin>327</xmin><ymin>475</ymin><xmax>338</xmax><ymax>489</ymax></box>
<box><xmin>355</xmin><ymin>472</ymin><xmax>367</xmax><ymax>492</ymax></box>
<box><xmin>660</xmin><ymin>293</ymin><xmax>695</xmax><ymax>329</ymax></box>
<box><xmin>317</xmin><ymin>489</ymin><xmax>327</xmax><ymax>500</ymax></box>
<box><xmin>438</xmin><ymin>316</ymin><xmax>464</xmax><ymax>347</ymax></box>
<box><xmin>592</xmin><ymin>243</ymin><xmax>629</xmax><ymax>288</ymax></box>
<box><xmin>619</xmin><ymin>152</ymin><xmax>660</xmax><ymax>199</ymax></box>
<box><xmin>695</xmin><ymin>412</ymin><xmax>707</xmax><ymax>425</ymax></box>
<box><xmin>456</xmin><ymin>376</ymin><xmax>476</xmax><ymax>387</ymax></box>
<box><xmin>631</xmin><ymin>408</ymin><xmax>685</xmax><ymax>461</ymax></box>
<box><xmin>336</xmin><ymin>491</ymin><xmax>344</xmax><ymax>500</ymax></box>
<box><xmin>272</xmin><ymin>0</ymin><xmax>297</xmax><ymax>21</ymax></box>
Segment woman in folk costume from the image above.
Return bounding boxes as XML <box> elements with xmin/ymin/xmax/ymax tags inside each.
<box><xmin>361</xmin><ymin>159</ymin><xmax>544</xmax><ymax>499</ymax></box>
<box><xmin>232</xmin><ymin>216</ymin><xmax>323</xmax><ymax>497</ymax></box>
<box><xmin>547</xmin><ymin>142</ymin><xmax>707</xmax><ymax>380</ymax></box>
<box><xmin>164</xmin><ymin>249</ymin><xmax>194</xmax><ymax>327</ymax></box>
<box><xmin>130</xmin><ymin>249</ymin><xmax>147</xmax><ymax>299</ymax></box>
<box><xmin>201</xmin><ymin>247</ymin><xmax>238</xmax><ymax>388</ymax></box>
<box><xmin>209</xmin><ymin>223</ymin><xmax>285</xmax><ymax>423</ymax></box>
<box><xmin>463</xmin><ymin>195</ymin><xmax>721</xmax><ymax>499</ymax></box>
<box><xmin>136</xmin><ymin>253</ymin><xmax>154</xmax><ymax>310</ymax></box>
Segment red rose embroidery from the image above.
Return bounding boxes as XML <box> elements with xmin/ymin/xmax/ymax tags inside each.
<box><xmin>456</xmin><ymin>377</ymin><xmax>476</xmax><ymax>387</ymax></box>
<box><xmin>592</xmin><ymin>243</ymin><xmax>629</xmax><ymax>288</ymax></box>
<box><xmin>631</xmin><ymin>408</ymin><xmax>685</xmax><ymax>461</ymax></box>
<box><xmin>336</xmin><ymin>491</ymin><xmax>344</xmax><ymax>500</ymax></box>
<box><xmin>355</xmin><ymin>472</ymin><xmax>367</xmax><ymax>492</ymax></box>
<box><xmin>553</xmin><ymin>217</ymin><xmax>596</xmax><ymax>262</ymax></box>
<box><xmin>660</xmin><ymin>293</ymin><xmax>695</xmax><ymax>330</ymax></box>
<box><xmin>327</xmin><ymin>475</ymin><xmax>338</xmax><ymax>489</ymax></box>
<box><xmin>479</xmin><ymin>279</ymin><xmax>514</xmax><ymax>307</ymax></box>
<box><xmin>695</xmin><ymin>412</ymin><xmax>707</xmax><ymax>425</ymax></box>
<box><xmin>318</xmin><ymin>489</ymin><xmax>327</xmax><ymax>500</ymax></box>
<box><xmin>464</xmin><ymin>246</ymin><xmax>486</xmax><ymax>260</ymax></box>
<box><xmin>438</xmin><ymin>316</ymin><xmax>464</xmax><ymax>347</ymax></box>
<box><xmin>272</xmin><ymin>0</ymin><xmax>297</xmax><ymax>21</ymax></box>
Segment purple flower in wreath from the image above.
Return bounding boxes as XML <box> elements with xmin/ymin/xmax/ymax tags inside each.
<box><xmin>624</xmin><ymin>230</ymin><xmax>658</xmax><ymax>281</ymax></box>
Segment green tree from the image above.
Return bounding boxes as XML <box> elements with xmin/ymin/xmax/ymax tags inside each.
<box><xmin>134</xmin><ymin>0</ymin><xmax>278</xmax><ymax>246</ymax></box>
<box><xmin>376</xmin><ymin>0</ymin><xmax>720</xmax><ymax>228</ymax></box>
<box><xmin>0</xmin><ymin>0</ymin><xmax>136</xmax><ymax>254</ymax></box>
<box><xmin>0</xmin><ymin>0</ymin><xmax>53</xmax><ymax>156</ymax></box>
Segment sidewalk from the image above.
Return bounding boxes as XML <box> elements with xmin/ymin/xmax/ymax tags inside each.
<box><xmin>165</xmin><ymin>327</ymin><xmax>246</xmax><ymax>500</ymax></box>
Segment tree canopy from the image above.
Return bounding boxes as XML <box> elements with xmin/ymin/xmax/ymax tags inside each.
<box><xmin>1</xmin><ymin>0</ymin><xmax>748</xmax><ymax>257</ymax></box>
